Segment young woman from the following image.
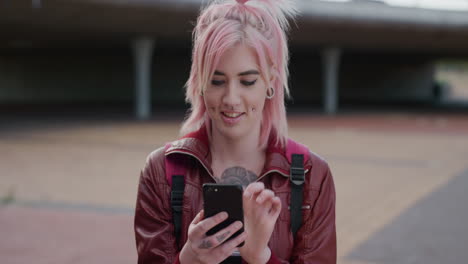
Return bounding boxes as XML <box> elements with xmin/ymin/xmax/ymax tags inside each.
<box><xmin>134</xmin><ymin>0</ymin><xmax>336</xmax><ymax>263</ymax></box>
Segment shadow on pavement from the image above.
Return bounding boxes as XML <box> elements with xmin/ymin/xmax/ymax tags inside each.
<box><xmin>345</xmin><ymin>168</ymin><xmax>468</xmax><ymax>264</ymax></box>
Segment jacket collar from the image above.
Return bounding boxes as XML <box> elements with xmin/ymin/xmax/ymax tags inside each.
<box><xmin>165</xmin><ymin>126</ymin><xmax>310</xmax><ymax>178</ymax></box>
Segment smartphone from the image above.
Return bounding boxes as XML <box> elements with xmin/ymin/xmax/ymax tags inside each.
<box><xmin>203</xmin><ymin>183</ymin><xmax>244</xmax><ymax>247</ymax></box>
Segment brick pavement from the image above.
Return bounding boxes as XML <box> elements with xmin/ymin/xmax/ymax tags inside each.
<box><xmin>1</xmin><ymin>113</ymin><xmax>467</xmax><ymax>264</ymax></box>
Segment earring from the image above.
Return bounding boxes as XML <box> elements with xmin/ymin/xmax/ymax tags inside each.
<box><xmin>266</xmin><ymin>87</ymin><xmax>275</xmax><ymax>99</ymax></box>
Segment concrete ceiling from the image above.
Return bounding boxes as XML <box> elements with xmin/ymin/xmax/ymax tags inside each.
<box><xmin>1</xmin><ymin>0</ymin><xmax>468</xmax><ymax>54</ymax></box>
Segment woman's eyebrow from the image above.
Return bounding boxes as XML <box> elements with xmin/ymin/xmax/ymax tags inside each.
<box><xmin>239</xmin><ymin>70</ymin><xmax>260</xmax><ymax>76</ymax></box>
<box><xmin>213</xmin><ymin>70</ymin><xmax>260</xmax><ymax>76</ymax></box>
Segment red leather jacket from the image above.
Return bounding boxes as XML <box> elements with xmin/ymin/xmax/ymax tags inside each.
<box><xmin>134</xmin><ymin>127</ymin><xmax>336</xmax><ymax>263</ymax></box>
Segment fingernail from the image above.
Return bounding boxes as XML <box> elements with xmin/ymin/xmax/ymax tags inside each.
<box><xmin>220</xmin><ymin>212</ymin><xmax>228</xmax><ymax>219</ymax></box>
<box><xmin>235</xmin><ymin>221</ymin><xmax>243</xmax><ymax>228</ymax></box>
<box><xmin>244</xmin><ymin>191</ymin><xmax>251</xmax><ymax>197</ymax></box>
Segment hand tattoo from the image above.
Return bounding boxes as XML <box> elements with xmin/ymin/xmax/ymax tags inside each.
<box><xmin>220</xmin><ymin>167</ymin><xmax>257</xmax><ymax>187</ymax></box>
<box><xmin>216</xmin><ymin>231</ymin><xmax>231</xmax><ymax>243</ymax></box>
<box><xmin>199</xmin><ymin>239</ymin><xmax>213</xmax><ymax>249</ymax></box>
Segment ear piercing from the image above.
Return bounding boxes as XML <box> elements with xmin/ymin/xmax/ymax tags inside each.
<box><xmin>266</xmin><ymin>87</ymin><xmax>275</xmax><ymax>99</ymax></box>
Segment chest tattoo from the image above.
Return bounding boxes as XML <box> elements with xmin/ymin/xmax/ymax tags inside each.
<box><xmin>219</xmin><ymin>166</ymin><xmax>257</xmax><ymax>187</ymax></box>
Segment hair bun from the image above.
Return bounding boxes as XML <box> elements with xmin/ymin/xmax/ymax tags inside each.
<box><xmin>236</xmin><ymin>0</ymin><xmax>249</xmax><ymax>4</ymax></box>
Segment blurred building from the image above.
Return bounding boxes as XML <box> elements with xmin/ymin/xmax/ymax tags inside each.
<box><xmin>1</xmin><ymin>0</ymin><xmax>468</xmax><ymax>119</ymax></box>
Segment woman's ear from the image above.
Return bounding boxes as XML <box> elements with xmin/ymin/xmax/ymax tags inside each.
<box><xmin>269</xmin><ymin>65</ymin><xmax>277</xmax><ymax>84</ymax></box>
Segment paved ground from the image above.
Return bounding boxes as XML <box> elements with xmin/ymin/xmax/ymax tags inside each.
<box><xmin>1</xmin><ymin>112</ymin><xmax>468</xmax><ymax>264</ymax></box>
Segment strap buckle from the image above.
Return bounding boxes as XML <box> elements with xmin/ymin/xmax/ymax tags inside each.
<box><xmin>290</xmin><ymin>167</ymin><xmax>305</xmax><ymax>185</ymax></box>
<box><xmin>171</xmin><ymin>190</ymin><xmax>184</xmax><ymax>212</ymax></box>
<box><xmin>290</xmin><ymin>154</ymin><xmax>305</xmax><ymax>186</ymax></box>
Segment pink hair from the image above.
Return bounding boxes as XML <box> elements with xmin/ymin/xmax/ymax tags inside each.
<box><xmin>180</xmin><ymin>0</ymin><xmax>297</xmax><ymax>148</ymax></box>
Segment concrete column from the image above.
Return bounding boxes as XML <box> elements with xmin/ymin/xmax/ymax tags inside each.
<box><xmin>32</xmin><ymin>0</ymin><xmax>42</xmax><ymax>8</ymax></box>
<box><xmin>321</xmin><ymin>47</ymin><xmax>341</xmax><ymax>115</ymax></box>
<box><xmin>132</xmin><ymin>37</ymin><xmax>155</xmax><ymax>120</ymax></box>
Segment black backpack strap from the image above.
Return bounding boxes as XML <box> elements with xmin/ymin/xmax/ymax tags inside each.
<box><xmin>171</xmin><ymin>175</ymin><xmax>185</xmax><ymax>246</ymax></box>
<box><xmin>290</xmin><ymin>154</ymin><xmax>305</xmax><ymax>237</ymax></box>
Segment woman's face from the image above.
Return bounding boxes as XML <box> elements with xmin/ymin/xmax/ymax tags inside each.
<box><xmin>204</xmin><ymin>43</ymin><xmax>268</xmax><ymax>142</ymax></box>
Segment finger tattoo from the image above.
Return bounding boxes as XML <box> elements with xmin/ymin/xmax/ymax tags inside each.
<box><xmin>199</xmin><ymin>240</ymin><xmax>213</xmax><ymax>249</ymax></box>
<box><xmin>216</xmin><ymin>231</ymin><xmax>231</xmax><ymax>243</ymax></box>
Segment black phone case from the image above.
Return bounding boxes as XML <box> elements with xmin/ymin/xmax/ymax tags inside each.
<box><xmin>203</xmin><ymin>183</ymin><xmax>244</xmax><ymax>246</ymax></box>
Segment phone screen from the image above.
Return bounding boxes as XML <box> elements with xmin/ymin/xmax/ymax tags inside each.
<box><xmin>203</xmin><ymin>183</ymin><xmax>244</xmax><ymax>246</ymax></box>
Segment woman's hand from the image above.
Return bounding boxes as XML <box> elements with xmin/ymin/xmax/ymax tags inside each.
<box><xmin>240</xmin><ymin>182</ymin><xmax>282</xmax><ymax>264</ymax></box>
<box><xmin>179</xmin><ymin>210</ymin><xmax>247</xmax><ymax>264</ymax></box>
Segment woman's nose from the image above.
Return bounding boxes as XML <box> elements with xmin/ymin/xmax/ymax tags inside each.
<box><xmin>222</xmin><ymin>82</ymin><xmax>241</xmax><ymax>106</ymax></box>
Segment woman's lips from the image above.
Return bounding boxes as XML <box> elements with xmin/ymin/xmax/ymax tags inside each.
<box><xmin>221</xmin><ymin>112</ymin><xmax>244</xmax><ymax>125</ymax></box>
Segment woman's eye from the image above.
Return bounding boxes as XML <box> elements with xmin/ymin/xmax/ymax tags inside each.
<box><xmin>241</xmin><ymin>80</ymin><xmax>257</xmax><ymax>86</ymax></box>
<box><xmin>211</xmin><ymin>80</ymin><xmax>225</xmax><ymax>86</ymax></box>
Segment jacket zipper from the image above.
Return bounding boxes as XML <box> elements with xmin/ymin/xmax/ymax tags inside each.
<box><xmin>167</xmin><ymin>149</ymin><xmax>309</xmax><ymax>183</ymax></box>
<box><xmin>165</xmin><ymin>149</ymin><xmax>218</xmax><ymax>183</ymax></box>
<box><xmin>257</xmin><ymin>168</ymin><xmax>310</xmax><ymax>182</ymax></box>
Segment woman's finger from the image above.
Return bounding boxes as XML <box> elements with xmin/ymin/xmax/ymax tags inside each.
<box><xmin>219</xmin><ymin>231</ymin><xmax>247</xmax><ymax>252</ymax></box>
<box><xmin>243</xmin><ymin>182</ymin><xmax>265</xmax><ymax>198</ymax></box>
<box><xmin>207</xmin><ymin>231</ymin><xmax>247</xmax><ymax>264</ymax></box>
<box><xmin>270</xmin><ymin>196</ymin><xmax>282</xmax><ymax>218</ymax></box>
<box><xmin>196</xmin><ymin>220</ymin><xmax>243</xmax><ymax>251</ymax></box>
<box><xmin>190</xmin><ymin>210</ymin><xmax>204</xmax><ymax>225</ymax></box>
<box><xmin>256</xmin><ymin>189</ymin><xmax>274</xmax><ymax>204</ymax></box>
<box><xmin>190</xmin><ymin>211</ymin><xmax>228</xmax><ymax>239</ymax></box>
<box><xmin>210</xmin><ymin>220</ymin><xmax>243</xmax><ymax>245</ymax></box>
